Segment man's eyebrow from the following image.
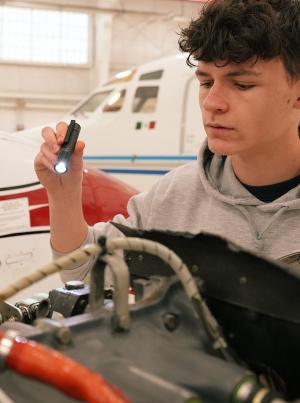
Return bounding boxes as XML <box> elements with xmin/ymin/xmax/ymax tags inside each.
<box><xmin>227</xmin><ymin>69</ymin><xmax>261</xmax><ymax>77</ymax></box>
<box><xmin>195</xmin><ymin>68</ymin><xmax>262</xmax><ymax>78</ymax></box>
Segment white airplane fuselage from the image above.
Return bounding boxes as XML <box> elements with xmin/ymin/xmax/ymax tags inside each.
<box><xmin>16</xmin><ymin>54</ymin><xmax>206</xmax><ymax>191</ymax></box>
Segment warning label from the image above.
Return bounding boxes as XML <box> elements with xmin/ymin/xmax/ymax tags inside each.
<box><xmin>0</xmin><ymin>198</ymin><xmax>30</xmax><ymax>236</ymax></box>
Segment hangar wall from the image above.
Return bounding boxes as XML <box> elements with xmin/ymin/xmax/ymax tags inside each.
<box><xmin>0</xmin><ymin>0</ymin><xmax>202</xmax><ymax>132</ymax></box>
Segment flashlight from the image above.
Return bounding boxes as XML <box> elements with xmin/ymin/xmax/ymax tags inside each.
<box><xmin>54</xmin><ymin>120</ymin><xmax>81</xmax><ymax>174</ymax></box>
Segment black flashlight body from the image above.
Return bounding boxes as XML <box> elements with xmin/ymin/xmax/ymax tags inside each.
<box><xmin>54</xmin><ymin>120</ymin><xmax>81</xmax><ymax>174</ymax></box>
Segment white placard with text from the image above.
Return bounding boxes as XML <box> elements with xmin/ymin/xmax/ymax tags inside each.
<box><xmin>0</xmin><ymin>197</ymin><xmax>30</xmax><ymax>236</ymax></box>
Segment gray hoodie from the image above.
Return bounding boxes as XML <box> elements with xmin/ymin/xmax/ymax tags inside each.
<box><xmin>58</xmin><ymin>140</ymin><xmax>300</xmax><ymax>283</ymax></box>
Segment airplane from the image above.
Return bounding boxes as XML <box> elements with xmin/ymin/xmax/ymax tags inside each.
<box><xmin>0</xmin><ymin>131</ymin><xmax>137</xmax><ymax>303</ymax></box>
<box><xmin>13</xmin><ymin>53</ymin><xmax>206</xmax><ymax>191</ymax></box>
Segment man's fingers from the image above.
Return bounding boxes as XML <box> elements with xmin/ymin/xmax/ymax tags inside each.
<box><xmin>70</xmin><ymin>141</ymin><xmax>85</xmax><ymax>161</ymax></box>
<box><xmin>40</xmin><ymin>142</ymin><xmax>59</xmax><ymax>166</ymax></box>
<box><xmin>39</xmin><ymin>124</ymin><xmax>84</xmax><ymax>173</ymax></box>
<box><xmin>42</xmin><ymin>126</ymin><xmax>58</xmax><ymax>145</ymax></box>
<box><xmin>56</xmin><ymin>121</ymin><xmax>68</xmax><ymax>143</ymax></box>
<box><xmin>69</xmin><ymin>142</ymin><xmax>84</xmax><ymax>168</ymax></box>
<box><xmin>34</xmin><ymin>152</ymin><xmax>56</xmax><ymax>173</ymax></box>
<box><xmin>75</xmin><ymin>140</ymin><xmax>85</xmax><ymax>153</ymax></box>
<box><xmin>42</xmin><ymin>122</ymin><xmax>82</xmax><ymax>147</ymax></box>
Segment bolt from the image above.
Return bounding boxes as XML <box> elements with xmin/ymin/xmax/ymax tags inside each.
<box><xmin>65</xmin><ymin>280</ymin><xmax>85</xmax><ymax>290</ymax></box>
<box><xmin>162</xmin><ymin>312</ymin><xmax>180</xmax><ymax>332</ymax></box>
<box><xmin>56</xmin><ymin>327</ymin><xmax>71</xmax><ymax>345</ymax></box>
<box><xmin>79</xmin><ymin>299</ymin><xmax>87</xmax><ymax>310</ymax></box>
<box><xmin>239</xmin><ymin>276</ymin><xmax>247</xmax><ymax>285</ymax></box>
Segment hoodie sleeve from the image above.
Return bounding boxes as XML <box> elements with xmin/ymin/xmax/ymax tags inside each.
<box><xmin>52</xmin><ymin>182</ymin><xmax>159</xmax><ymax>284</ymax></box>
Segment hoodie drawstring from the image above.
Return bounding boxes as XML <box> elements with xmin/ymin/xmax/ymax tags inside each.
<box><xmin>234</xmin><ymin>205</ymin><xmax>289</xmax><ymax>247</ymax></box>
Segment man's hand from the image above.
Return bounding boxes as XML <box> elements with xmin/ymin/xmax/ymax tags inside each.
<box><xmin>34</xmin><ymin>121</ymin><xmax>85</xmax><ymax>197</ymax></box>
<box><xmin>34</xmin><ymin>121</ymin><xmax>88</xmax><ymax>253</ymax></box>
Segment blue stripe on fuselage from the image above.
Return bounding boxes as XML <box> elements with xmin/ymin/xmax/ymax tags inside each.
<box><xmin>84</xmin><ymin>155</ymin><xmax>197</xmax><ymax>161</ymax></box>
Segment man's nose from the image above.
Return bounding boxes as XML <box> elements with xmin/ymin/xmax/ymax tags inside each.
<box><xmin>201</xmin><ymin>86</ymin><xmax>229</xmax><ymax>113</ymax></box>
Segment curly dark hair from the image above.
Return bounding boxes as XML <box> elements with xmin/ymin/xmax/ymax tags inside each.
<box><xmin>178</xmin><ymin>0</ymin><xmax>300</xmax><ymax>79</ymax></box>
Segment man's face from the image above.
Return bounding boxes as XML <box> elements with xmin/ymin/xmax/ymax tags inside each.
<box><xmin>196</xmin><ymin>58</ymin><xmax>300</xmax><ymax>158</ymax></box>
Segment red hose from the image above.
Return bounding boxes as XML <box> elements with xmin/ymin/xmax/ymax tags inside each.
<box><xmin>0</xmin><ymin>332</ymin><xmax>130</xmax><ymax>403</ymax></box>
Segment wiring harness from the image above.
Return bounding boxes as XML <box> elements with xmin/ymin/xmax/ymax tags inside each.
<box><xmin>0</xmin><ymin>236</ymin><xmax>233</xmax><ymax>361</ymax></box>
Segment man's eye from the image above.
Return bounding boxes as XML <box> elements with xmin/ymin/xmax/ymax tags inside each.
<box><xmin>235</xmin><ymin>83</ymin><xmax>255</xmax><ymax>90</ymax></box>
<box><xmin>200</xmin><ymin>81</ymin><xmax>213</xmax><ymax>88</ymax></box>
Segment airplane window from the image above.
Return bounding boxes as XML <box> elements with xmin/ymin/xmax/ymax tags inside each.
<box><xmin>103</xmin><ymin>89</ymin><xmax>126</xmax><ymax>112</ymax></box>
<box><xmin>72</xmin><ymin>90</ymin><xmax>113</xmax><ymax>116</ymax></box>
<box><xmin>132</xmin><ymin>86</ymin><xmax>159</xmax><ymax>113</ymax></box>
<box><xmin>139</xmin><ymin>70</ymin><xmax>163</xmax><ymax>80</ymax></box>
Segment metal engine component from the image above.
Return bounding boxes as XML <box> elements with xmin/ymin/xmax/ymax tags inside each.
<box><xmin>0</xmin><ymin>280</ymin><xmax>288</xmax><ymax>403</ymax></box>
<box><xmin>14</xmin><ymin>293</ymin><xmax>50</xmax><ymax>324</ymax></box>
<box><xmin>48</xmin><ymin>282</ymin><xmax>89</xmax><ymax>318</ymax></box>
<box><xmin>0</xmin><ymin>230</ymin><xmax>299</xmax><ymax>402</ymax></box>
<box><xmin>0</xmin><ymin>294</ymin><xmax>50</xmax><ymax>325</ymax></box>
<box><xmin>0</xmin><ymin>302</ymin><xmax>23</xmax><ymax>324</ymax></box>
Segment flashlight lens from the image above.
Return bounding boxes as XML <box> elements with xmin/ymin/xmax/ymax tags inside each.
<box><xmin>55</xmin><ymin>161</ymin><xmax>67</xmax><ymax>174</ymax></box>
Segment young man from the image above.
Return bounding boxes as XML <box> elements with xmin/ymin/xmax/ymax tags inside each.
<box><xmin>35</xmin><ymin>0</ymin><xmax>300</xmax><ymax>283</ymax></box>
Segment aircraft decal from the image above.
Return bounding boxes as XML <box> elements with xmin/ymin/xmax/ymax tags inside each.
<box><xmin>0</xmin><ymin>186</ymin><xmax>50</xmax><ymax>228</ymax></box>
<box><xmin>5</xmin><ymin>250</ymin><xmax>33</xmax><ymax>268</ymax></box>
<box><xmin>135</xmin><ymin>121</ymin><xmax>156</xmax><ymax>130</ymax></box>
<box><xmin>0</xmin><ymin>198</ymin><xmax>31</xmax><ymax>236</ymax></box>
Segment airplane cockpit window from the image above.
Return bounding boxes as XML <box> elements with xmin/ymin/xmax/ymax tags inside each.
<box><xmin>132</xmin><ymin>86</ymin><xmax>159</xmax><ymax>113</ymax></box>
<box><xmin>103</xmin><ymin>89</ymin><xmax>126</xmax><ymax>112</ymax></box>
<box><xmin>72</xmin><ymin>90</ymin><xmax>113</xmax><ymax>116</ymax></box>
<box><xmin>139</xmin><ymin>70</ymin><xmax>163</xmax><ymax>80</ymax></box>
